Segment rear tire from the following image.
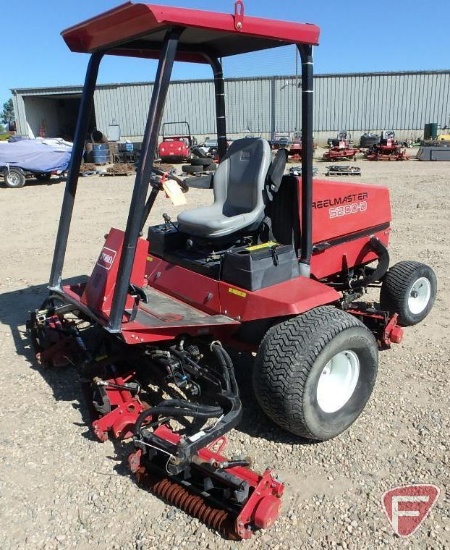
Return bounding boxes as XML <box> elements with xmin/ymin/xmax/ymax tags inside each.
<box><xmin>380</xmin><ymin>261</ymin><xmax>437</xmax><ymax>326</ymax></box>
<box><xmin>253</xmin><ymin>306</ymin><xmax>378</xmax><ymax>441</ymax></box>
<box><xmin>4</xmin><ymin>168</ymin><xmax>26</xmax><ymax>188</ymax></box>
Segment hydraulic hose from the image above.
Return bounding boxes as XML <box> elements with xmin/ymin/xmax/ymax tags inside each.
<box><xmin>211</xmin><ymin>343</ymin><xmax>239</xmax><ymax>396</ymax></box>
<box><xmin>211</xmin><ymin>343</ymin><xmax>231</xmax><ymax>392</ymax></box>
<box><xmin>160</xmin><ymin>399</ymin><xmax>223</xmax><ymax>414</ymax></box>
<box><xmin>134</xmin><ymin>403</ymin><xmax>223</xmax><ymax>436</ymax></box>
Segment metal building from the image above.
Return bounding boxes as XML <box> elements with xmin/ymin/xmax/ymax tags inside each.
<box><xmin>12</xmin><ymin>70</ymin><xmax>450</xmax><ymax>144</ymax></box>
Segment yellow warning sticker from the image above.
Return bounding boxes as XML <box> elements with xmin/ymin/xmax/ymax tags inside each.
<box><xmin>147</xmin><ymin>255</ymin><xmax>154</xmax><ymax>262</ymax></box>
<box><xmin>245</xmin><ymin>241</ymin><xmax>278</xmax><ymax>252</ymax></box>
<box><xmin>228</xmin><ymin>287</ymin><xmax>247</xmax><ymax>298</ymax></box>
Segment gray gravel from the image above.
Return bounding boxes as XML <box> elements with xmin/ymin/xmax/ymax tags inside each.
<box><xmin>0</xmin><ymin>153</ymin><xmax>449</xmax><ymax>549</ymax></box>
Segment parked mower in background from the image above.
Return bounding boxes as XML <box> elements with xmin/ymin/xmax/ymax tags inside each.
<box><xmin>323</xmin><ymin>131</ymin><xmax>359</xmax><ymax>161</ymax></box>
<box><xmin>158</xmin><ymin>121</ymin><xmax>193</xmax><ymax>163</ymax></box>
<box><xmin>271</xmin><ymin>131</ymin><xmax>315</xmax><ymax>162</ymax></box>
<box><xmin>365</xmin><ymin>130</ymin><xmax>408</xmax><ymax>161</ymax></box>
<box><xmin>27</xmin><ymin>1</ymin><xmax>436</xmax><ymax>540</ymax></box>
<box><xmin>286</xmin><ymin>131</ymin><xmax>302</xmax><ymax>161</ymax></box>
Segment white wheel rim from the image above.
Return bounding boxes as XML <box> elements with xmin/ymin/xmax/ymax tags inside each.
<box><xmin>316</xmin><ymin>350</ymin><xmax>360</xmax><ymax>413</ymax></box>
<box><xmin>408</xmin><ymin>277</ymin><xmax>431</xmax><ymax>315</ymax></box>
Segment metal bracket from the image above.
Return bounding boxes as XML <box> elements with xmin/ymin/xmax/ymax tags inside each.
<box><xmin>234</xmin><ymin>0</ymin><xmax>244</xmax><ymax>31</ymax></box>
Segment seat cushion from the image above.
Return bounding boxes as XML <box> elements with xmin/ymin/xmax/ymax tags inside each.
<box><xmin>176</xmin><ymin>202</ymin><xmax>263</xmax><ymax>238</ymax></box>
<box><xmin>178</xmin><ymin>138</ymin><xmax>272</xmax><ymax>238</ymax></box>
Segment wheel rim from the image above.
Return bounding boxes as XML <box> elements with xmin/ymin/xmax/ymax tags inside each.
<box><xmin>316</xmin><ymin>350</ymin><xmax>360</xmax><ymax>413</ymax></box>
<box><xmin>408</xmin><ymin>277</ymin><xmax>431</xmax><ymax>315</ymax></box>
<box><xmin>8</xmin><ymin>172</ymin><xmax>21</xmax><ymax>186</ymax></box>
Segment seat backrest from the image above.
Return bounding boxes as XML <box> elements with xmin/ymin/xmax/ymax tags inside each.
<box><xmin>213</xmin><ymin>138</ymin><xmax>272</xmax><ymax>216</ymax></box>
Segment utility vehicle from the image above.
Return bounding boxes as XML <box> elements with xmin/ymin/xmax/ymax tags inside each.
<box><xmin>28</xmin><ymin>1</ymin><xmax>436</xmax><ymax>539</ymax></box>
<box><xmin>158</xmin><ymin>121</ymin><xmax>193</xmax><ymax>162</ymax></box>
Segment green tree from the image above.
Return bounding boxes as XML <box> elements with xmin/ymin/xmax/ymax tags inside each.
<box><xmin>1</xmin><ymin>98</ymin><xmax>15</xmax><ymax>127</ymax></box>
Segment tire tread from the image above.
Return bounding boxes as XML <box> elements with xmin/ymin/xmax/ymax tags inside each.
<box><xmin>253</xmin><ymin>306</ymin><xmax>372</xmax><ymax>439</ymax></box>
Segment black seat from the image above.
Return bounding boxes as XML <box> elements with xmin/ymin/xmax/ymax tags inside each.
<box><xmin>177</xmin><ymin>138</ymin><xmax>272</xmax><ymax>239</ymax></box>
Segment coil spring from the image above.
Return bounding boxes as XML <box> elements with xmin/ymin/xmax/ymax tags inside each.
<box><xmin>137</xmin><ymin>469</ymin><xmax>239</xmax><ymax>540</ymax></box>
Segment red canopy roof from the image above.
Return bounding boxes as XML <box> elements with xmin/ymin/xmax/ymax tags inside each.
<box><xmin>62</xmin><ymin>2</ymin><xmax>320</xmax><ymax>63</ymax></box>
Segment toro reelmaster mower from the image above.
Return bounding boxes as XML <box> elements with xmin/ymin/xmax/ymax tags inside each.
<box><xmin>28</xmin><ymin>1</ymin><xmax>437</xmax><ymax>541</ymax></box>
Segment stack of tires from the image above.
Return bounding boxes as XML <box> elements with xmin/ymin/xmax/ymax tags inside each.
<box><xmin>181</xmin><ymin>156</ymin><xmax>217</xmax><ymax>175</ymax></box>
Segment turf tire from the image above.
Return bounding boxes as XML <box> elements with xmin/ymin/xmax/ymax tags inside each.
<box><xmin>380</xmin><ymin>261</ymin><xmax>436</xmax><ymax>326</ymax></box>
<box><xmin>253</xmin><ymin>306</ymin><xmax>378</xmax><ymax>441</ymax></box>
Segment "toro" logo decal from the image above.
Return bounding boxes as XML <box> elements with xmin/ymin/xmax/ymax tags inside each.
<box><xmin>97</xmin><ymin>247</ymin><xmax>117</xmax><ymax>271</ymax></box>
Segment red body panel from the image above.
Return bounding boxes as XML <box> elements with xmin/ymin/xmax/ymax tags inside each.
<box><xmin>145</xmin><ymin>256</ymin><xmax>340</xmax><ymax>322</ymax></box>
<box><xmin>81</xmin><ymin>228</ymin><xmax>148</xmax><ymax>317</ymax></box>
<box><xmin>299</xmin><ymin>178</ymin><xmax>391</xmax><ymax>279</ymax></box>
<box><xmin>218</xmin><ymin>278</ymin><xmax>340</xmax><ymax>321</ymax></box>
<box><xmin>158</xmin><ymin>138</ymin><xmax>190</xmax><ymax>161</ymax></box>
<box><xmin>68</xmin><ymin>175</ymin><xmax>390</xmax><ymax>342</ymax></box>
<box><xmin>145</xmin><ymin>255</ymin><xmax>222</xmax><ymax>314</ymax></box>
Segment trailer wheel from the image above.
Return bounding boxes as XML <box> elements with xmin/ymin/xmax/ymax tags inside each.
<box><xmin>380</xmin><ymin>261</ymin><xmax>436</xmax><ymax>326</ymax></box>
<box><xmin>253</xmin><ymin>306</ymin><xmax>378</xmax><ymax>440</ymax></box>
<box><xmin>4</xmin><ymin>168</ymin><xmax>26</xmax><ymax>188</ymax></box>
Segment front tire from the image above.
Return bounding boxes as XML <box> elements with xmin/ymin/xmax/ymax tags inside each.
<box><xmin>253</xmin><ymin>306</ymin><xmax>378</xmax><ymax>441</ymax></box>
<box><xmin>380</xmin><ymin>261</ymin><xmax>437</xmax><ymax>326</ymax></box>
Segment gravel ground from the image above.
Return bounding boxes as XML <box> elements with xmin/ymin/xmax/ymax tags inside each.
<box><xmin>0</xmin><ymin>151</ymin><xmax>449</xmax><ymax>549</ymax></box>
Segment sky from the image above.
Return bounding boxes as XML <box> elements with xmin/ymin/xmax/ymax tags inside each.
<box><xmin>2</xmin><ymin>0</ymin><xmax>450</xmax><ymax>110</ymax></box>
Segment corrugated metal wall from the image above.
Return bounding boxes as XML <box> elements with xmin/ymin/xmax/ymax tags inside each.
<box><xmin>13</xmin><ymin>71</ymin><xmax>450</xmax><ymax>139</ymax></box>
<box><xmin>93</xmin><ymin>71</ymin><xmax>450</xmax><ymax>138</ymax></box>
<box><xmin>312</xmin><ymin>72</ymin><xmax>450</xmax><ymax>131</ymax></box>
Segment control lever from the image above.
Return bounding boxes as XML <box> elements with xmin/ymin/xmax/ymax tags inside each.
<box><xmin>162</xmin><ymin>213</ymin><xmax>179</xmax><ymax>232</ymax></box>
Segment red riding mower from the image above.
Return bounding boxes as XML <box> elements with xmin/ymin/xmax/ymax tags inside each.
<box><xmin>323</xmin><ymin>131</ymin><xmax>359</xmax><ymax>161</ymax></box>
<box><xmin>365</xmin><ymin>130</ymin><xmax>409</xmax><ymax>161</ymax></box>
<box><xmin>28</xmin><ymin>1</ymin><xmax>436</xmax><ymax>540</ymax></box>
